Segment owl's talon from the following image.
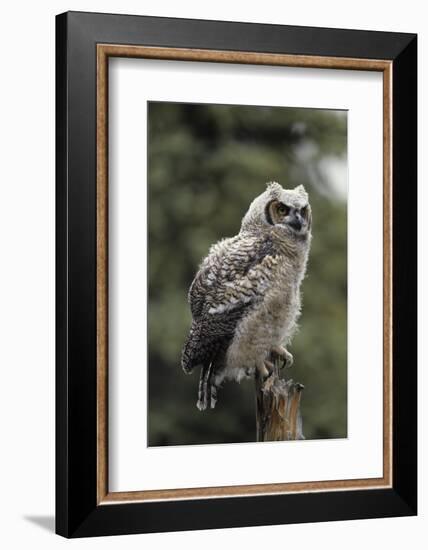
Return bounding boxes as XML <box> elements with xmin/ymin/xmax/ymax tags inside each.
<box><xmin>264</xmin><ymin>360</ymin><xmax>275</xmax><ymax>378</ymax></box>
<box><xmin>272</xmin><ymin>346</ymin><xmax>293</xmax><ymax>369</ymax></box>
<box><xmin>257</xmin><ymin>360</ymin><xmax>273</xmax><ymax>379</ymax></box>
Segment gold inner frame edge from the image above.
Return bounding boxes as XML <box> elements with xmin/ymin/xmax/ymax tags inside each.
<box><xmin>96</xmin><ymin>44</ymin><xmax>393</xmax><ymax>505</ymax></box>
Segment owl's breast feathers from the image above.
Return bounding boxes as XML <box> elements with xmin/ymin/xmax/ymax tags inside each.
<box><xmin>181</xmin><ymin>233</ymin><xmax>280</xmax><ymax>374</ymax></box>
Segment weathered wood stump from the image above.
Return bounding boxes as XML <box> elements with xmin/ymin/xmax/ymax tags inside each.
<box><xmin>255</xmin><ymin>356</ymin><xmax>304</xmax><ymax>441</ymax></box>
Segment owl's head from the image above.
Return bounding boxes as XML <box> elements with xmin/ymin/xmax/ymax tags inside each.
<box><xmin>241</xmin><ymin>181</ymin><xmax>312</xmax><ymax>239</ymax></box>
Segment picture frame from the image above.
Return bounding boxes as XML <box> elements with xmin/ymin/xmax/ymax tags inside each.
<box><xmin>56</xmin><ymin>11</ymin><xmax>417</xmax><ymax>538</ymax></box>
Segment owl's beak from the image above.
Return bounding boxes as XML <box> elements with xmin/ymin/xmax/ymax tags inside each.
<box><xmin>287</xmin><ymin>210</ymin><xmax>303</xmax><ymax>231</ymax></box>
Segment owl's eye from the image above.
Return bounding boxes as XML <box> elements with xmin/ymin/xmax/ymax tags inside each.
<box><xmin>301</xmin><ymin>205</ymin><xmax>308</xmax><ymax>218</ymax></box>
<box><xmin>277</xmin><ymin>203</ymin><xmax>289</xmax><ymax>216</ymax></box>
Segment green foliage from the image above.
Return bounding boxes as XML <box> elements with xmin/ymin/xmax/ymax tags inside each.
<box><xmin>148</xmin><ymin>102</ymin><xmax>347</xmax><ymax>445</ymax></box>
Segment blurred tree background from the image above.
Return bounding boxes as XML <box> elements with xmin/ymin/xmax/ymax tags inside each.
<box><xmin>148</xmin><ymin>102</ymin><xmax>347</xmax><ymax>446</ymax></box>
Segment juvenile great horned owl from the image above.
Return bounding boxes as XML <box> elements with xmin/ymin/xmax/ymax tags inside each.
<box><xmin>181</xmin><ymin>182</ymin><xmax>312</xmax><ymax>410</ymax></box>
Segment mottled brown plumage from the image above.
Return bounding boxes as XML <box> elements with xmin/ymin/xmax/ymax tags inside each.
<box><xmin>181</xmin><ymin>182</ymin><xmax>312</xmax><ymax>410</ymax></box>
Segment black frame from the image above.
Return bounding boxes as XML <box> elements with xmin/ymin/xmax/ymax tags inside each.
<box><xmin>56</xmin><ymin>11</ymin><xmax>417</xmax><ymax>538</ymax></box>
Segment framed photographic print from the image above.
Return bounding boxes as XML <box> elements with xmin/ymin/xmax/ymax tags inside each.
<box><xmin>56</xmin><ymin>11</ymin><xmax>417</xmax><ymax>538</ymax></box>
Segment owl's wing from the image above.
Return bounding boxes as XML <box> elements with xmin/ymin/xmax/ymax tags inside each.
<box><xmin>182</xmin><ymin>234</ymin><xmax>277</xmax><ymax>375</ymax></box>
<box><xmin>206</xmin><ymin>240</ymin><xmax>278</xmax><ymax>316</ymax></box>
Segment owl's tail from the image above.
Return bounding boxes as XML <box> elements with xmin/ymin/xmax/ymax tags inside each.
<box><xmin>196</xmin><ymin>362</ymin><xmax>218</xmax><ymax>411</ymax></box>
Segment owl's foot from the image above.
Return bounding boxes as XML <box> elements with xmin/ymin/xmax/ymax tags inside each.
<box><xmin>257</xmin><ymin>359</ymin><xmax>275</xmax><ymax>379</ymax></box>
<box><xmin>272</xmin><ymin>346</ymin><xmax>294</xmax><ymax>369</ymax></box>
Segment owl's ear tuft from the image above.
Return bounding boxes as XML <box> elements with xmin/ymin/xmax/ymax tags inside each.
<box><xmin>266</xmin><ymin>181</ymin><xmax>283</xmax><ymax>198</ymax></box>
<box><xmin>294</xmin><ymin>184</ymin><xmax>308</xmax><ymax>197</ymax></box>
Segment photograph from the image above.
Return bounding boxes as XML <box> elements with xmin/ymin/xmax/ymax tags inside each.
<box><xmin>147</xmin><ymin>101</ymin><xmax>348</xmax><ymax>446</ymax></box>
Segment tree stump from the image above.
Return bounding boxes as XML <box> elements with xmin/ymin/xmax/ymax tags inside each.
<box><xmin>255</xmin><ymin>356</ymin><xmax>305</xmax><ymax>442</ymax></box>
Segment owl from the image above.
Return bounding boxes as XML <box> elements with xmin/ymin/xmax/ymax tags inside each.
<box><xmin>181</xmin><ymin>182</ymin><xmax>312</xmax><ymax>410</ymax></box>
